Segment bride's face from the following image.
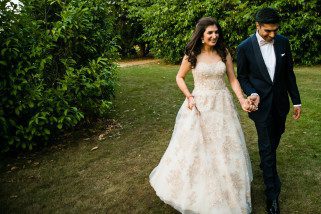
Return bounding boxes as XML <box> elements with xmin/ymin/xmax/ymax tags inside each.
<box><xmin>202</xmin><ymin>25</ymin><xmax>219</xmax><ymax>47</ymax></box>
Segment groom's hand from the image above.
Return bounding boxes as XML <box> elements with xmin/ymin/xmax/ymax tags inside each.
<box><xmin>248</xmin><ymin>94</ymin><xmax>260</xmax><ymax>112</ymax></box>
<box><xmin>293</xmin><ymin>106</ymin><xmax>301</xmax><ymax>120</ymax></box>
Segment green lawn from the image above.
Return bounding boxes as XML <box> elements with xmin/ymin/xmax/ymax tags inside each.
<box><xmin>1</xmin><ymin>63</ymin><xmax>321</xmax><ymax>213</ymax></box>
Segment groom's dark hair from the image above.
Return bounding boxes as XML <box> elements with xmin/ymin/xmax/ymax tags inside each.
<box><xmin>255</xmin><ymin>8</ymin><xmax>280</xmax><ymax>24</ymax></box>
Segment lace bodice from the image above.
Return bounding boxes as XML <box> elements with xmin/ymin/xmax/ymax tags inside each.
<box><xmin>192</xmin><ymin>60</ymin><xmax>227</xmax><ymax>94</ymax></box>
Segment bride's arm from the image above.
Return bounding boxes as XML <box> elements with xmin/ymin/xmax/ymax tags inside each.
<box><xmin>225</xmin><ymin>52</ymin><xmax>253</xmax><ymax>112</ymax></box>
<box><xmin>176</xmin><ymin>55</ymin><xmax>192</xmax><ymax>97</ymax></box>
<box><xmin>176</xmin><ymin>55</ymin><xmax>195</xmax><ymax>109</ymax></box>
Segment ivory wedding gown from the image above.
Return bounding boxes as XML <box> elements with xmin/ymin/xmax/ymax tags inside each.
<box><xmin>149</xmin><ymin>60</ymin><xmax>253</xmax><ymax>214</ymax></box>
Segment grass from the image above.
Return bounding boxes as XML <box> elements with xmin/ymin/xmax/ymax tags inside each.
<box><xmin>1</xmin><ymin>62</ymin><xmax>321</xmax><ymax>213</ymax></box>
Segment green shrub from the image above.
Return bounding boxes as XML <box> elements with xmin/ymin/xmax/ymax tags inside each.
<box><xmin>0</xmin><ymin>0</ymin><xmax>118</xmax><ymax>152</ymax></box>
<box><xmin>271</xmin><ymin>0</ymin><xmax>321</xmax><ymax>65</ymax></box>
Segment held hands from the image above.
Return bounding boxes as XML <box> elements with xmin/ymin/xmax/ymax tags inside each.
<box><xmin>248</xmin><ymin>94</ymin><xmax>260</xmax><ymax>109</ymax></box>
<box><xmin>240</xmin><ymin>98</ymin><xmax>252</xmax><ymax>112</ymax></box>
<box><xmin>240</xmin><ymin>94</ymin><xmax>260</xmax><ymax>112</ymax></box>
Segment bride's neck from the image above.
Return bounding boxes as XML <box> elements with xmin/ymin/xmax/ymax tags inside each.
<box><xmin>201</xmin><ymin>45</ymin><xmax>215</xmax><ymax>54</ymax></box>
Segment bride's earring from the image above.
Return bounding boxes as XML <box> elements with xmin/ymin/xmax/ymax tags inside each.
<box><xmin>201</xmin><ymin>39</ymin><xmax>204</xmax><ymax>44</ymax></box>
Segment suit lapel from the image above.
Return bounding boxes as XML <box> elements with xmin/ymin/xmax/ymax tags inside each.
<box><xmin>251</xmin><ymin>35</ymin><xmax>273</xmax><ymax>84</ymax></box>
<box><xmin>273</xmin><ymin>36</ymin><xmax>282</xmax><ymax>82</ymax></box>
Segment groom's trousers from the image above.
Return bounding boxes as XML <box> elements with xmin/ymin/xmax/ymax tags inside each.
<box><xmin>254</xmin><ymin>105</ymin><xmax>287</xmax><ymax>201</ymax></box>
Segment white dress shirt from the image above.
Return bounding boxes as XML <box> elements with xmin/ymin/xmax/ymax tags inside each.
<box><xmin>256</xmin><ymin>31</ymin><xmax>276</xmax><ymax>82</ymax></box>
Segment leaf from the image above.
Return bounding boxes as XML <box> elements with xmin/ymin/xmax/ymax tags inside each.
<box><xmin>11</xmin><ymin>166</ymin><xmax>18</xmax><ymax>171</ymax></box>
<box><xmin>9</xmin><ymin>139</ymin><xmax>14</xmax><ymax>145</ymax></box>
<box><xmin>98</xmin><ymin>134</ymin><xmax>106</xmax><ymax>140</ymax></box>
<box><xmin>1</xmin><ymin>48</ymin><xmax>6</xmax><ymax>56</ymax></box>
<box><xmin>91</xmin><ymin>146</ymin><xmax>98</xmax><ymax>151</ymax></box>
<box><xmin>0</xmin><ymin>61</ymin><xmax>7</xmax><ymax>66</ymax></box>
<box><xmin>28</xmin><ymin>101</ymin><xmax>34</xmax><ymax>108</ymax></box>
<box><xmin>44</xmin><ymin>129</ymin><xmax>50</xmax><ymax>135</ymax></box>
<box><xmin>15</xmin><ymin>108</ymin><xmax>20</xmax><ymax>116</ymax></box>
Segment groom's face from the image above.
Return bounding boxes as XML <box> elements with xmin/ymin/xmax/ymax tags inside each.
<box><xmin>256</xmin><ymin>22</ymin><xmax>279</xmax><ymax>42</ymax></box>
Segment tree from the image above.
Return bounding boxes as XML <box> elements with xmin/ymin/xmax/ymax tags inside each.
<box><xmin>133</xmin><ymin>0</ymin><xmax>321</xmax><ymax>64</ymax></box>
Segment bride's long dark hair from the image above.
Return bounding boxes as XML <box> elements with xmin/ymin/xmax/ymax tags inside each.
<box><xmin>185</xmin><ymin>17</ymin><xmax>227</xmax><ymax>68</ymax></box>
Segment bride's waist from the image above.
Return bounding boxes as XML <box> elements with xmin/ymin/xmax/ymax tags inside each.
<box><xmin>193</xmin><ymin>84</ymin><xmax>227</xmax><ymax>90</ymax></box>
<box><xmin>192</xmin><ymin>86</ymin><xmax>228</xmax><ymax>95</ymax></box>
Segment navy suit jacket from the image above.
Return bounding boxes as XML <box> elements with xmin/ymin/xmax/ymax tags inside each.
<box><xmin>237</xmin><ymin>34</ymin><xmax>301</xmax><ymax>123</ymax></box>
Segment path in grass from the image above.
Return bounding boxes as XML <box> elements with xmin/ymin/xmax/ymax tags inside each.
<box><xmin>118</xmin><ymin>58</ymin><xmax>160</xmax><ymax>67</ymax></box>
<box><xmin>1</xmin><ymin>62</ymin><xmax>320</xmax><ymax>213</ymax></box>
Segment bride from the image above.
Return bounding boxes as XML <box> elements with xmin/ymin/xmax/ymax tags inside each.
<box><xmin>149</xmin><ymin>17</ymin><xmax>254</xmax><ymax>213</ymax></box>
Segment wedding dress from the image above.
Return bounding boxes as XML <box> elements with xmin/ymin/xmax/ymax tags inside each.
<box><xmin>149</xmin><ymin>60</ymin><xmax>253</xmax><ymax>214</ymax></box>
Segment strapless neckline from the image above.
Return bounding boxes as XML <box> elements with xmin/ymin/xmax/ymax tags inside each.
<box><xmin>196</xmin><ymin>60</ymin><xmax>223</xmax><ymax>66</ymax></box>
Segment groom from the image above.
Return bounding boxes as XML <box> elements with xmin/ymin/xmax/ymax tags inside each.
<box><xmin>237</xmin><ymin>8</ymin><xmax>301</xmax><ymax>214</ymax></box>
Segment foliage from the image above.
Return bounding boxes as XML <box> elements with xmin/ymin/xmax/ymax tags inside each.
<box><xmin>112</xmin><ymin>0</ymin><xmax>147</xmax><ymax>57</ymax></box>
<box><xmin>132</xmin><ymin>0</ymin><xmax>321</xmax><ymax>64</ymax></box>
<box><xmin>271</xmin><ymin>0</ymin><xmax>321</xmax><ymax>65</ymax></box>
<box><xmin>0</xmin><ymin>0</ymin><xmax>118</xmax><ymax>152</ymax></box>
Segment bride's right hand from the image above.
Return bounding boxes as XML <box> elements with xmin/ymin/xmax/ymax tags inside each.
<box><xmin>187</xmin><ymin>96</ymin><xmax>196</xmax><ymax>110</ymax></box>
<box><xmin>240</xmin><ymin>98</ymin><xmax>252</xmax><ymax>112</ymax></box>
